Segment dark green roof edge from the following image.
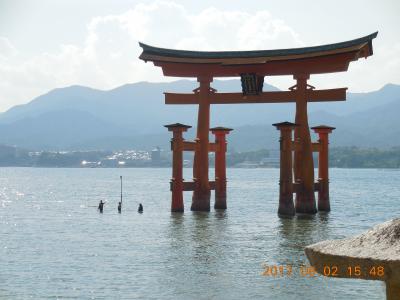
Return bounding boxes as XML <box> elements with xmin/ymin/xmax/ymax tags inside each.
<box><xmin>272</xmin><ymin>121</ymin><xmax>298</xmax><ymax>127</ymax></box>
<box><xmin>139</xmin><ymin>32</ymin><xmax>378</xmax><ymax>59</ymax></box>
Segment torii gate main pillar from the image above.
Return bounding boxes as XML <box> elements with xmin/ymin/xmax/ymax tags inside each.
<box><xmin>191</xmin><ymin>76</ymin><xmax>212</xmax><ymax>211</ymax></box>
<box><xmin>293</xmin><ymin>74</ymin><xmax>317</xmax><ymax>214</ymax></box>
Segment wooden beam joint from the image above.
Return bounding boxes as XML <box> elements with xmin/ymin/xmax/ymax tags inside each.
<box><xmin>170</xmin><ymin>180</ymin><xmax>216</xmax><ymax>191</ymax></box>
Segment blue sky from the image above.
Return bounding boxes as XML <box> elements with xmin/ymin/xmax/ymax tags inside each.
<box><xmin>0</xmin><ymin>0</ymin><xmax>399</xmax><ymax>111</ymax></box>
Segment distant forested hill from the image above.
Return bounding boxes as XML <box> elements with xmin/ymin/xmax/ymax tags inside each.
<box><xmin>0</xmin><ymin>80</ymin><xmax>399</xmax><ymax>151</ymax></box>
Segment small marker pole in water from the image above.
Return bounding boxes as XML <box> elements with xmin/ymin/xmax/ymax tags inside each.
<box><xmin>120</xmin><ymin>175</ymin><xmax>123</xmax><ymax>203</ymax></box>
<box><xmin>118</xmin><ymin>175</ymin><xmax>123</xmax><ymax>213</ymax></box>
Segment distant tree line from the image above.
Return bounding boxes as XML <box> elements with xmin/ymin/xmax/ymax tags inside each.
<box><xmin>34</xmin><ymin>151</ymin><xmax>112</xmax><ymax>167</ymax></box>
<box><xmin>329</xmin><ymin>146</ymin><xmax>400</xmax><ymax>168</ymax></box>
<box><xmin>0</xmin><ymin>145</ymin><xmax>166</xmax><ymax>167</ymax></box>
<box><xmin>226</xmin><ymin>149</ymin><xmax>270</xmax><ymax>167</ymax></box>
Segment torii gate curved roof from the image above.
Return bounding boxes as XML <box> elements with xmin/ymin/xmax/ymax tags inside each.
<box><xmin>139</xmin><ymin>32</ymin><xmax>377</xmax><ymax>77</ymax></box>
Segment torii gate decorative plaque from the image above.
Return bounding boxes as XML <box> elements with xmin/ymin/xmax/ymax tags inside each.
<box><xmin>139</xmin><ymin>32</ymin><xmax>377</xmax><ymax>215</ymax></box>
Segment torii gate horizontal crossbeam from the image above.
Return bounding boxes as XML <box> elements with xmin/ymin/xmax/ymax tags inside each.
<box><xmin>164</xmin><ymin>88</ymin><xmax>347</xmax><ymax>105</ymax></box>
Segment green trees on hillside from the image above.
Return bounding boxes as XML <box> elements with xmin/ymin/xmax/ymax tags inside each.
<box><xmin>330</xmin><ymin>147</ymin><xmax>400</xmax><ymax>168</ymax></box>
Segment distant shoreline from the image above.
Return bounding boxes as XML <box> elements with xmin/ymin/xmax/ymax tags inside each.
<box><xmin>0</xmin><ymin>166</ymin><xmax>399</xmax><ymax>169</ymax></box>
<box><xmin>1</xmin><ymin>146</ymin><xmax>399</xmax><ymax>169</ymax></box>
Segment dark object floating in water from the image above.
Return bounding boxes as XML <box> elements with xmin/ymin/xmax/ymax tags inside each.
<box><xmin>138</xmin><ymin>203</ymin><xmax>143</xmax><ymax>213</ymax></box>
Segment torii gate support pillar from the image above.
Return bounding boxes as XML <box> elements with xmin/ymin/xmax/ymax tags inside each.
<box><xmin>211</xmin><ymin>127</ymin><xmax>233</xmax><ymax>210</ymax></box>
<box><xmin>273</xmin><ymin>122</ymin><xmax>296</xmax><ymax>217</ymax></box>
<box><xmin>164</xmin><ymin>123</ymin><xmax>191</xmax><ymax>212</ymax></box>
<box><xmin>312</xmin><ymin>125</ymin><xmax>335</xmax><ymax>212</ymax></box>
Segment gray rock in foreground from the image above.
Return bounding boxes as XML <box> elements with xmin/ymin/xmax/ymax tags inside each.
<box><xmin>305</xmin><ymin>219</ymin><xmax>400</xmax><ymax>300</ymax></box>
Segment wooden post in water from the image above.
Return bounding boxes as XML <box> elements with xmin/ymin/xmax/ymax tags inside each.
<box><xmin>312</xmin><ymin>125</ymin><xmax>335</xmax><ymax>212</ymax></box>
<box><xmin>210</xmin><ymin>127</ymin><xmax>233</xmax><ymax>209</ymax></box>
<box><xmin>273</xmin><ymin>122</ymin><xmax>297</xmax><ymax>217</ymax></box>
<box><xmin>164</xmin><ymin>123</ymin><xmax>191</xmax><ymax>212</ymax></box>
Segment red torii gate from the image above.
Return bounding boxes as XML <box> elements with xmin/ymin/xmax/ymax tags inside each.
<box><xmin>139</xmin><ymin>32</ymin><xmax>377</xmax><ymax>215</ymax></box>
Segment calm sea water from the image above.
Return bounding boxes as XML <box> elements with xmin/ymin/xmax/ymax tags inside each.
<box><xmin>1</xmin><ymin>167</ymin><xmax>398</xmax><ymax>299</ymax></box>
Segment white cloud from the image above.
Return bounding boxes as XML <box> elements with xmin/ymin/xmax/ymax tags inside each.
<box><xmin>0</xmin><ymin>37</ymin><xmax>17</xmax><ymax>59</ymax></box>
<box><xmin>0</xmin><ymin>1</ymin><xmax>304</xmax><ymax>111</ymax></box>
<box><xmin>1</xmin><ymin>1</ymin><xmax>397</xmax><ymax>111</ymax></box>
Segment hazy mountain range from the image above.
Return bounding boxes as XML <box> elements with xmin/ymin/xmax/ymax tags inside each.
<box><xmin>0</xmin><ymin>80</ymin><xmax>399</xmax><ymax>151</ymax></box>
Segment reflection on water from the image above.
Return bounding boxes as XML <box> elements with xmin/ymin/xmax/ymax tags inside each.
<box><xmin>192</xmin><ymin>212</ymin><xmax>214</xmax><ymax>265</ymax></box>
<box><xmin>1</xmin><ymin>168</ymin><xmax>396</xmax><ymax>299</ymax></box>
<box><xmin>170</xmin><ymin>212</ymin><xmax>185</xmax><ymax>227</ymax></box>
<box><xmin>276</xmin><ymin>214</ymin><xmax>331</xmax><ymax>267</ymax></box>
